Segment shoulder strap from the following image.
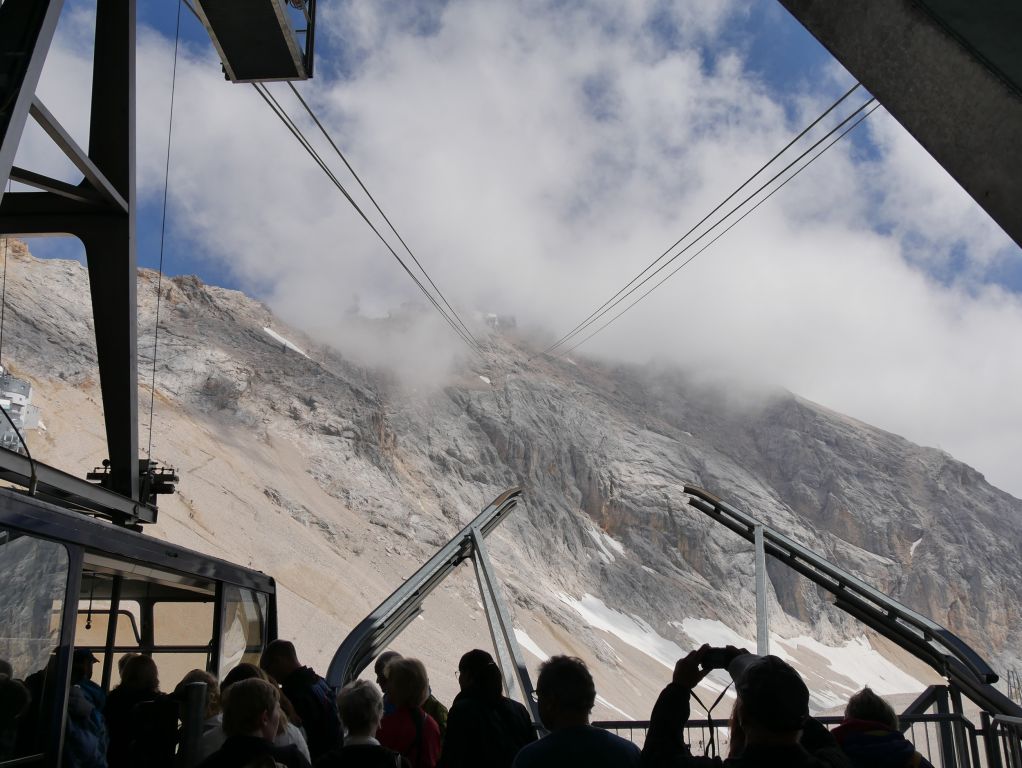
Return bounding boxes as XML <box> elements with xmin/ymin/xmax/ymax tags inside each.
<box><xmin>411</xmin><ymin>708</ymin><xmax>424</xmax><ymax>767</ymax></box>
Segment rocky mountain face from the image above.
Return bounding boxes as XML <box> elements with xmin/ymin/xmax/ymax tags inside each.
<box><xmin>2</xmin><ymin>240</ymin><xmax>1019</xmax><ymax>715</ymax></box>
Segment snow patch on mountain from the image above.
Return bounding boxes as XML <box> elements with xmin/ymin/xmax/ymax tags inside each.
<box><xmin>515</xmin><ymin>628</ymin><xmax>550</xmax><ymax>661</ymax></box>
<box><xmin>679</xmin><ymin>618</ymin><xmax>928</xmax><ymax>709</ymax></box>
<box><xmin>560</xmin><ymin>593</ymin><xmax>684</xmax><ymax>670</ymax></box>
<box><xmin>263</xmin><ymin>327</ymin><xmax>308</xmax><ymax>357</ymax></box>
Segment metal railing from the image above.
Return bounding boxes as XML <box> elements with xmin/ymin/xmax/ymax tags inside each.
<box><xmin>594</xmin><ymin>712</ymin><xmax>1022</xmax><ymax>768</ymax></box>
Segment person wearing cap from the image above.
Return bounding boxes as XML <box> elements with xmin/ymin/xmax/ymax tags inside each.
<box><xmin>438</xmin><ymin>649</ymin><xmax>535</xmax><ymax>768</ymax></box>
<box><xmin>72</xmin><ymin>649</ymin><xmax>106</xmax><ymax>711</ymax></box>
<box><xmin>642</xmin><ymin>645</ymin><xmax>849</xmax><ymax>767</ymax></box>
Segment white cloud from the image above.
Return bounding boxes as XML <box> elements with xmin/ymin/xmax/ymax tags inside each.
<box><xmin>22</xmin><ymin>0</ymin><xmax>1022</xmax><ymax>496</ymax></box>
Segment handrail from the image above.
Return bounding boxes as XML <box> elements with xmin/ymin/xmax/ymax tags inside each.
<box><xmin>326</xmin><ymin>488</ymin><xmax>522</xmax><ymax>687</ymax></box>
<box><xmin>683</xmin><ymin>485</ymin><xmax>1022</xmax><ymax>719</ymax></box>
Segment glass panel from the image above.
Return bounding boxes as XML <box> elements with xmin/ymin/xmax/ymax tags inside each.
<box><xmin>153</xmin><ymin>601</ymin><xmax>214</xmax><ymax>646</ymax></box>
<box><xmin>220</xmin><ymin>587</ymin><xmax>268</xmax><ymax>676</ymax></box>
<box><xmin>74</xmin><ymin>607</ymin><xmax>141</xmax><ymax>651</ymax></box>
<box><xmin>0</xmin><ymin>528</ymin><xmax>69</xmax><ymax>761</ymax></box>
<box><xmin>149</xmin><ymin>653</ymin><xmax>211</xmax><ymax>692</ymax></box>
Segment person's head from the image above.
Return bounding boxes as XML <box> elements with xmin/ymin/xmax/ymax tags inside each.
<box><xmin>535</xmin><ymin>656</ymin><xmax>596</xmax><ymax>731</ymax></box>
<box><xmin>71</xmin><ymin>649</ymin><xmax>99</xmax><ymax>684</ymax></box>
<box><xmin>374</xmin><ymin>651</ymin><xmax>402</xmax><ymax>693</ymax></box>
<box><xmin>336</xmin><ymin>680</ymin><xmax>385</xmax><ymax>738</ymax></box>
<box><xmin>259</xmin><ymin>640</ymin><xmax>301</xmax><ymax>684</ymax></box>
<box><xmin>222</xmin><ymin>677</ymin><xmax>281</xmax><ymax>741</ymax></box>
<box><xmin>0</xmin><ymin>659</ymin><xmax>13</xmax><ymax>678</ymax></box>
<box><xmin>222</xmin><ymin>662</ymin><xmax>269</xmax><ymax>691</ymax></box>
<box><xmin>845</xmin><ymin>687</ymin><xmax>898</xmax><ymax>729</ymax></box>
<box><xmin>117</xmin><ymin>653</ymin><xmax>139</xmax><ymax>681</ymax></box>
<box><xmin>386</xmin><ymin>658</ymin><xmax>429</xmax><ymax>709</ymax></box>
<box><xmin>729</xmin><ymin>654</ymin><xmax>809</xmax><ymax>745</ymax></box>
<box><xmin>176</xmin><ymin>669</ymin><xmax>221</xmax><ymax>719</ymax></box>
<box><xmin>457</xmin><ymin>649</ymin><xmax>502</xmax><ymax>700</ymax></box>
<box><xmin>119</xmin><ymin>655</ymin><xmax>159</xmax><ymax>692</ymax></box>
<box><xmin>222</xmin><ymin>663</ymin><xmax>298</xmax><ymax>736</ymax></box>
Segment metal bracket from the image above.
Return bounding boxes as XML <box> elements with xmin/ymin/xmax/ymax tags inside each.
<box><xmin>326</xmin><ymin>488</ymin><xmax>522</xmax><ymax>687</ymax></box>
<box><xmin>684</xmin><ymin>485</ymin><xmax>1022</xmax><ymax>719</ymax></box>
<box><xmin>470</xmin><ymin>526</ymin><xmax>541</xmax><ymax>725</ymax></box>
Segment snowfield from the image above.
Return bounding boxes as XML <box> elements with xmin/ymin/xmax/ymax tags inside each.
<box><xmin>263</xmin><ymin>327</ymin><xmax>309</xmax><ymax>357</ymax></box>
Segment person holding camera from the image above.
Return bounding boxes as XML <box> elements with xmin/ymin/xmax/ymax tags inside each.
<box><xmin>642</xmin><ymin>645</ymin><xmax>849</xmax><ymax>767</ymax></box>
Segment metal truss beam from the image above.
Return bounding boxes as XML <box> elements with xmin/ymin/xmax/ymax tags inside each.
<box><xmin>29</xmin><ymin>98</ymin><xmax>129</xmax><ymax>212</ymax></box>
<box><xmin>0</xmin><ymin>0</ymin><xmax>141</xmax><ymax>511</ymax></box>
<box><xmin>684</xmin><ymin>485</ymin><xmax>1022</xmax><ymax>718</ymax></box>
<box><xmin>0</xmin><ymin>0</ymin><xmax>64</xmax><ymax>194</ymax></box>
<box><xmin>8</xmin><ymin>166</ymin><xmax>108</xmax><ymax>205</ymax></box>
<box><xmin>327</xmin><ymin>488</ymin><xmax>522</xmax><ymax>688</ymax></box>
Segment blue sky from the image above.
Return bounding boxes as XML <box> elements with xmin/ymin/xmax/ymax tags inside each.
<box><xmin>27</xmin><ymin>0</ymin><xmax>1018</xmax><ymax>293</ymax></box>
<box><xmin>13</xmin><ymin>0</ymin><xmax>1022</xmax><ymax>496</ymax></box>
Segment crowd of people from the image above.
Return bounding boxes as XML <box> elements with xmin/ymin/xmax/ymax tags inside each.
<box><xmin>0</xmin><ymin>639</ymin><xmax>939</xmax><ymax>768</ymax></box>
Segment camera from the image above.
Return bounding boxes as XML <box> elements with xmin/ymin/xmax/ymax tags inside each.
<box><xmin>700</xmin><ymin>647</ymin><xmax>734</xmax><ymax>671</ymax></box>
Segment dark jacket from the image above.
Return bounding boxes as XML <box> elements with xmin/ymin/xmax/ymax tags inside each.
<box><xmin>197</xmin><ymin>734</ymin><xmax>311</xmax><ymax>768</ymax></box>
<box><xmin>282</xmin><ymin>666</ymin><xmax>342</xmax><ymax>759</ymax></box>
<box><xmin>832</xmin><ymin>720</ymin><xmax>935</xmax><ymax>768</ymax></box>
<box><xmin>104</xmin><ymin>687</ymin><xmax>176</xmax><ymax>768</ymax></box>
<box><xmin>315</xmin><ymin>743</ymin><xmax>412</xmax><ymax>768</ymax></box>
<box><xmin>438</xmin><ymin>690</ymin><xmax>536</xmax><ymax>768</ymax></box>
<box><xmin>641</xmin><ymin>682</ymin><xmax>849</xmax><ymax>768</ymax></box>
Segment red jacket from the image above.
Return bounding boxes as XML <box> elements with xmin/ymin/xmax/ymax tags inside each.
<box><xmin>377</xmin><ymin>706</ymin><xmax>441</xmax><ymax>768</ymax></box>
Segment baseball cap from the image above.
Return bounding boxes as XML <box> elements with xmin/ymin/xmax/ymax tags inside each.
<box><xmin>728</xmin><ymin>653</ymin><xmax>809</xmax><ymax>731</ymax></box>
<box><xmin>73</xmin><ymin>649</ymin><xmax>100</xmax><ymax>663</ymax></box>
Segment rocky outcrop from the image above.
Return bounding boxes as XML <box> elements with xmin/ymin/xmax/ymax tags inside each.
<box><xmin>2</xmin><ymin>242</ymin><xmax>1019</xmax><ymax>697</ymax></box>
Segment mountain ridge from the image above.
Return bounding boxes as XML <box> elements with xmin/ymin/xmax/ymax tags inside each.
<box><xmin>3</xmin><ymin>239</ymin><xmax>1019</xmax><ymax>716</ymax></box>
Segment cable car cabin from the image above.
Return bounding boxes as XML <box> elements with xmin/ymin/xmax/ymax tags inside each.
<box><xmin>194</xmin><ymin>0</ymin><xmax>316</xmax><ymax>83</ymax></box>
<box><xmin>0</xmin><ymin>487</ymin><xmax>276</xmax><ymax>767</ymax></box>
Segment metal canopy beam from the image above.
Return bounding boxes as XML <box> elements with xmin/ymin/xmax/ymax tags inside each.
<box><xmin>684</xmin><ymin>485</ymin><xmax>1022</xmax><ymax>718</ymax></box>
<box><xmin>776</xmin><ymin>0</ymin><xmax>1022</xmax><ymax>248</ymax></box>
<box><xmin>327</xmin><ymin>488</ymin><xmax>522</xmax><ymax>688</ymax></box>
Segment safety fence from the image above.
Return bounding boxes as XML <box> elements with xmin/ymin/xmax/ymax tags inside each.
<box><xmin>594</xmin><ymin>712</ymin><xmax>1022</xmax><ymax>768</ymax></box>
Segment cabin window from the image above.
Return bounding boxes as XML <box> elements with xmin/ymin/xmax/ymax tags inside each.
<box><xmin>151</xmin><ymin>600</ymin><xmax>215</xmax><ymax>684</ymax></box>
<box><xmin>0</xmin><ymin>528</ymin><xmax>70</xmax><ymax>762</ymax></box>
<box><xmin>221</xmin><ymin>586</ymin><xmax>268</xmax><ymax>675</ymax></box>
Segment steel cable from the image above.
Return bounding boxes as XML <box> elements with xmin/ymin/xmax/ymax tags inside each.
<box><xmin>146</xmin><ymin>0</ymin><xmax>183</xmax><ymax>461</ymax></box>
<box><xmin>287</xmin><ymin>82</ymin><xmax>483</xmax><ymax>352</ymax></box>
<box><xmin>561</xmin><ymin>103</ymin><xmax>882</xmax><ymax>356</ymax></box>
<box><xmin>252</xmin><ymin>83</ymin><xmax>485</xmax><ymax>359</ymax></box>
<box><xmin>548</xmin><ymin>95</ymin><xmax>876</xmax><ymax>355</ymax></box>
<box><xmin>543</xmin><ymin>83</ymin><xmax>864</xmax><ymax>356</ymax></box>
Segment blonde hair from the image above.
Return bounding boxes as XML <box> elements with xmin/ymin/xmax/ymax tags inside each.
<box><xmin>222</xmin><ymin>677</ymin><xmax>279</xmax><ymax>736</ymax></box>
<box><xmin>386</xmin><ymin>658</ymin><xmax>429</xmax><ymax>708</ymax></box>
